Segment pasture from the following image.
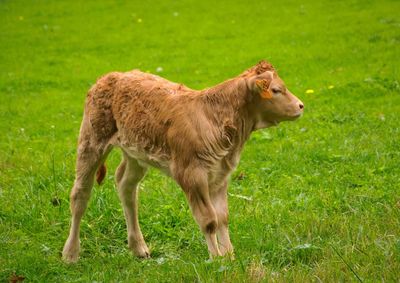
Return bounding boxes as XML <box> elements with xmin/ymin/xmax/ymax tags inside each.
<box><xmin>1</xmin><ymin>0</ymin><xmax>399</xmax><ymax>281</ymax></box>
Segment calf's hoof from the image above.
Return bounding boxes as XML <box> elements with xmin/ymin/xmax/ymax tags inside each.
<box><xmin>62</xmin><ymin>247</ymin><xmax>79</xmax><ymax>263</ymax></box>
<box><xmin>130</xmin><ymin>241</ymin><xmax>151</xmax><ymax>258</ymax></box>
<box><xmin>220</xmin><ymin>246</ymin><xmax>235</xmax><ymax>260</ymax></box>
<box><xmin>62</xmin><ymin>238</ymin><xmax>80</xmax><ymax>263</ymax></box>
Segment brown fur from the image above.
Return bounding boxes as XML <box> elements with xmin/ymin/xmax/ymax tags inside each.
<box><xmin>62</xmin><ymin>60</ymin><xmax>304</xmax><ymax>262</ymax></box>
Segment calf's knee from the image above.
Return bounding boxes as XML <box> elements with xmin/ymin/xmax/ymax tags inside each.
<box><xmin>204</xmin><ymin>219</ymin><xmax>218</xmax><ymax>234</ymax></box>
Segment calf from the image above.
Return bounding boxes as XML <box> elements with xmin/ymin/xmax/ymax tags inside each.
<box><xmin>62</xmin><ymin>60</ymin><xmax>304</xmax><ymax>263</ymax></box>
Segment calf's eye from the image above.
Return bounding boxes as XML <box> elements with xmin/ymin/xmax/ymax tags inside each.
<box><xmin>272</xmin><ymin>88</ymin><xmax>281</xmax><ymax>94</ymax></box>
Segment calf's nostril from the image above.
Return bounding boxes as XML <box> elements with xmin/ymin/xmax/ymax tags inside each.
<box><xmin>299</xmin><ymin>103</ymin><xmax>304</xmax><ymax>109</ymax></box>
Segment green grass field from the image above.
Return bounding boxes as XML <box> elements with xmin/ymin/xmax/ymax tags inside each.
<box><xmin>1</xmin><ymin>0</ymin><xmax>400</xmax><ymax>281</ymax></box>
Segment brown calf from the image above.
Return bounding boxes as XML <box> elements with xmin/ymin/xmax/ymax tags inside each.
<box><xmin>62</xmin><ymin>60</ymin><xmax>304</xmax><ymax>263</ymax></box>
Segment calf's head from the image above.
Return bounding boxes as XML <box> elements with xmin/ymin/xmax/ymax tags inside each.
<box><xmin>246</xmin><ymin>64</ymin><xmax>304</xmax><ymax>129</ymax></box>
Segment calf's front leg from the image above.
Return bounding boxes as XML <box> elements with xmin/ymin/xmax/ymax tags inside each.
<box><xmin>211</xmin><ymin>181</ymin><xmax>234</xmax><ymax>257</ymax></box>
<box><xmin>176</xmin><ymin>167</ymin><xmax>221</xmax><ymax>257</ymax></box>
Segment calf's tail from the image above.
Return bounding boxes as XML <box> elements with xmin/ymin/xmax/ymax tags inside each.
<box><xmin>96</xmin><ymin>163</ymin><xmax>107</xmax><ymax>185</ymax></box>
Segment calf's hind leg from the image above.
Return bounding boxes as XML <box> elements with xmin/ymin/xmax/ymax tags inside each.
<box><xmin>62</xmin><ymin>140</ymin><xmax>111</xmax><ymax>263</ymax></box>
<box><xmin>116</xmin><ymin>154</ymin><xmax>150</xmax><ymax>258</ymax></box>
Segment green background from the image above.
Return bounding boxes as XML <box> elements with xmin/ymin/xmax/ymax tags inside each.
<box><xmin>1</xmin><ymin>0</ymin><xmax>399</xmax><ymax>281</ymax></box>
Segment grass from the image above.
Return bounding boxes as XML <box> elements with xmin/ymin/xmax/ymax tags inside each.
<box><xmin>1</xmin><ymin>0</ymin><xmax>400</xmax><ymax>281</ymax></box>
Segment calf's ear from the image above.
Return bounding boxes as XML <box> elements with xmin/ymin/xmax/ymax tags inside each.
<box><xmin>248</xmin><ymin>71</ymin><xmax>274</xmax><ymax>99</ymax></box>
<box><xmin>255</xmin><ymin>79</ymin><xmax>272</xmax><ymax>99</ymax></box>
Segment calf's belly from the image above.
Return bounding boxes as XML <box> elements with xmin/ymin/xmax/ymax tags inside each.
<box><xmin>119</xmin><ymin>145</ymin><xmax>172</xmax><ymax>176</ymax></box>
